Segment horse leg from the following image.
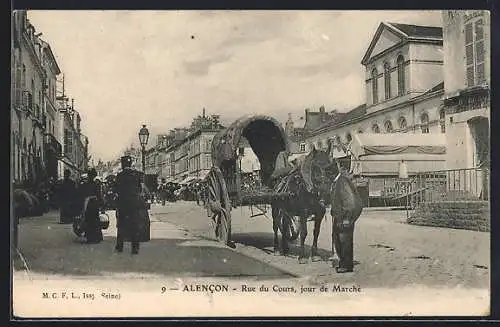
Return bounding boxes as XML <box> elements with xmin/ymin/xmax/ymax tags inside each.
<box><xmin>281</xmin><ymin>210</ymin><xmax>290</xmax><ymax>255</ymax></box>
<box><xmin>271</xmin><ymin>206</ymin><xmax>280</xmax><ymax>255</ymax></box>
<box><xmin>298</xmin><ymin>214</ymin><xmax>308</xmax><ymax>264</ymax></box>
<box><xmin>311</xmin><ymin>204</ymin><xmax>326</xmax><ymax>262</ymax></box>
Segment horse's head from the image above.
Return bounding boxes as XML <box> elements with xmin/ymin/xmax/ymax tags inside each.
<box><xmin>303</xmin><ymin>146</ymin><xmax>339</xmax><ymax>202</ymax></box>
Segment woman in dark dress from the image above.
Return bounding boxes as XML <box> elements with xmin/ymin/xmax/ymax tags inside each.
<box><xmin>78</xmin><ymin>168</ymin><xmax>105</xmax><ymax>244</ymax></box>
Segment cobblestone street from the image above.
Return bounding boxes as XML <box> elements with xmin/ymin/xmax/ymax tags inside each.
<box><xmin>12</xmin><ymin>202</ymin><xmax>490</xmax><ymax>317</ymax></box>
<box><xmin>150</xmin><ymin>201</ymin><xmax>490</xmax><ymax>289</ymax></box>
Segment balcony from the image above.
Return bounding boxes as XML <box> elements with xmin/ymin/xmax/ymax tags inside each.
<box><xmin>45</xmin><ymin>133</ymin><xmax>62</xmax><ymax>157</ymax></box>
<box><xmin>444</xmin><ymin>85</ymin><xmax>490</xmax><ymax>114</ymax></box>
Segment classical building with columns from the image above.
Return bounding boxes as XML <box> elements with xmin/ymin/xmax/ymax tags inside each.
<box><xmin>305</xmin><ymin>22</ymin><xmax>445</xmax><ymax>151</ymax></box>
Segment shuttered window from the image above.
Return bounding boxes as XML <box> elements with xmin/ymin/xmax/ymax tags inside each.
<box><xmin>465</xmin><ymin>18</ymin><xmax>486</xmax><ymax>87</ymax></box>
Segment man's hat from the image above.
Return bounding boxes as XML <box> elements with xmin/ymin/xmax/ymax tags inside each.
<box><xmin>121</xmin><ymin>155</ymin><xmax>132</xmax><ymax>167</ymax></box>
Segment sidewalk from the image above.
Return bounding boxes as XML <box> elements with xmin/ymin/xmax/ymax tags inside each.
<box><xmin>12</xmin><ymin>209</ymin><xmax>293</xmax><ymax>280</ymax></box>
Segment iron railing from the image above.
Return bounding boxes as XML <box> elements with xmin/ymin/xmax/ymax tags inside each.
<box><xmin>396</xmin><ymin>167</ymin><xmax>490</xmax><ymax>219</ymax></box>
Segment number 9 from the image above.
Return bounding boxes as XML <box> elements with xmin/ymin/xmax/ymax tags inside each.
<box><xmin>161</xmin><ymin>286</ymin><xmax>166</xmax><ymax>293</ymax></box>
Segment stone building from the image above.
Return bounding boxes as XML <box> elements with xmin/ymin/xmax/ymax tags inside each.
<box><xmin>442</xmin><ymin>10</ymin><xmax>490</xmax><ymax>171</ymax></box>
<box><xmin>306</xmin><ymin>22</ymin><xmax>445</xmax><ymax>151</ymax></box>
<box><xmin>57</xmin><ymin>98</ymin><xmax>89</xmax><ymax>179</ymax></box>
<box><xmin>11</xmin><ymin>11</ymin><xmax>48</xmax><ymax>185</ymax></box>
<box><xmin>11</xmin><ymin>10</ymin><xmax>89</xmax><ymax>184</ymax></box>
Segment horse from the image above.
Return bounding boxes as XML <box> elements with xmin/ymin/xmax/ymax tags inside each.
<box><xmin>270</xmin><ymin>146</ymin><xmax>339</xmax><ymax>264</ymax></box>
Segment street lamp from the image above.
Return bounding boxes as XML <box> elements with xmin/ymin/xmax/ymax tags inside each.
<box><xmin>138</xmin><ymin>124</ymin><xmax>149</xmax><ymax>180</ymax></box>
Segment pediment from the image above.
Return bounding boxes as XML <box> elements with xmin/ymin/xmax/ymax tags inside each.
<box><xmin>361</xmin><ymin>23</ymin><xmax>406</xmax><ymax>65</ymax></box>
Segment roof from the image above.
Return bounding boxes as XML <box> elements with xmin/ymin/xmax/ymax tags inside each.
<box><xmin>422</xmin><ymin>81</ymin><xmax>444</xmax><ymax>95</ymax></box>
<box><xmin>314</xmin><ymin>104</ymin><xmax>367</xmax><ymax>131</ymax></box>
<box><xmin>387</xmin><ymin>22</ymin><xmax>443</xmax><ymax>39</ymax></box>
<box><xmin>361</xmin><ymin>22</ymin><xmax>442</xmax><ymax>65</ymax></box>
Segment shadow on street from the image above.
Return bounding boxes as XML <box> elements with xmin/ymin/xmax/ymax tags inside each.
<box><xmin>12</xmin><ymin>216</ymin><xmax>296</xmax><ymax>280</ymax></box>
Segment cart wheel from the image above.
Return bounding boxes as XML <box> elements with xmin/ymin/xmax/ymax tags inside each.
<box><xmin>206</xmin><ymin>167</ymin><xmax>232</xmax><ymax>247</ymax></box>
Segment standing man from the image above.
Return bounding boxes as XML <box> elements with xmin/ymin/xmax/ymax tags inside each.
<box><xmin>158</xmin><ymin>178</ymin><xmax>167</xmax><ymax>206</ymax></box>
<box><xmin>59</xmin><ymin>169</ymin><xmax>78</xmax><ymax>224</ymax></box>
<box><xmin>114</xmin><ymin>156</ymin><xmax>150</xmax><ymax>255</ymax></box>
<box><xmin>330</xmin><ymin>166</ymin><xmax>363</xmax><ymax>273</ymax></box>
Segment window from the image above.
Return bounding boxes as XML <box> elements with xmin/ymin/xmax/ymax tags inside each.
<box><xmin>439</xmin><ymin>109</ymin><xmax>446</xmax><ymax>133</ymax></box>
<box><xmin>346</xmin><ymin>133</ymin><xmax>352</xmax><ymax>143</ymax></box>
<box><xmin>384</xmin><ymin>120</ymin><xmax>394</xmax><ymax>133</ymax></box>
<box><xmin>371</xmin><ymin>68</ymin><xmax>378</xmax><ymax>104</ymax></box>
<box><xmin>420</xmin><ymin>113</ymin><xmax>429</xmax><ymax>134</ymax></box>
<box><xmin>398</xmin><ymin>116</ymin><xmax>407</xmax><ymax>131</ymax></box>
<box><xmin>317</xmin><ymin>140</ymin><xmax>323</xmax><ymax>150</ymax></box>
<box><xmin>384</xmin><ymin>62</ymin><xmax>391</xmax><ymax>100</ymax></box>
<box><xmin>299</xmin><ymin>142</ymin><xmax>306</xmax><ymax>152</ymax></box>
<box><xmin>372</xmin><ymin>124</ymin><xmax>380</xmax><ymax>133</ymax></box>
<box><xmin>465</xmin><ymin>17</ymin><xmax>486</xmax><ymax>87</ymax></box>
<box><xmin>397</xmin><ymin>55</ymin><xmax>405</xmax><ymax>96</ymax></box>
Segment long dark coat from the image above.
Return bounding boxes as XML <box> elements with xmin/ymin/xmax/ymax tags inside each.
<box><xmin>115</xmin><ymin>168</ymin><xmax>150</xmax><ymax>242</ymax></box>
<box><xmin>78</xmin><ymin>180</ymin><xmax>104</xmax><ymax>243</ymax></box>
<box><xmin>59</xmin><ymin>178</ymin><xmax>78</xmax><ymax>223</ymax></box>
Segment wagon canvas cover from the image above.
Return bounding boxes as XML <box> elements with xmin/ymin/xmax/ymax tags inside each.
<box><xmin>211</xmin><ymin>115</ymin><xmax>289</xmax><ymax>187</ymax></box>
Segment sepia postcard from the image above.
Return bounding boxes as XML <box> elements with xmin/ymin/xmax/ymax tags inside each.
<box><xmin>11</xmin><ymin>9</ymin><xmax>491</xmax><ymax>318</ymax></box>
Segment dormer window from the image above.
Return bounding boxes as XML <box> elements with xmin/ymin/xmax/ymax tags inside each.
<box><xmin>397</xmin><ymin>55</ymin><xmax>405</xmax><ymax>96</ymax></box>
<box><xmin>372</xmin><ymin>124</ymin><xmax>380</xmax><ymax>133</ymax></box>
<box><xmin>371</xmin><ymin>68</ymin><xmax>379</xmax><ymax>104</ymax></box>
<box><xmin>384</xmin><ymin>62</ymin><xmax>391</xmax><ymax>100</ymax></box>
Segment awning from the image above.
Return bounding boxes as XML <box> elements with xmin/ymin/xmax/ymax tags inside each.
<box><xmin>180</xmin><ymin>176</ymin><xmax>197</xmax><ymax>185</ymax></box>
<box><xmin>349</xmin><ymin>133</ymin><xmax>447</xmax><ymax>176</ymax></box>
<box><xmin>197</xmin><ymin>170</ymin><xmax>210</xmax><ymax>180</ymax></box>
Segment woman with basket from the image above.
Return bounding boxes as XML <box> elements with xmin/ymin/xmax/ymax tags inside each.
<box><xmin>73</xmin><ymin>168</ymin><xmax>109</xmax><ymax>244</ymax></box>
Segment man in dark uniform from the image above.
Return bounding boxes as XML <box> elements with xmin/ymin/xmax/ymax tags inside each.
<box><xmin>114</xmin><ymin>155</ymin><xmax>150</xmax><ymax>255</ymax></box>
<box><xmin>59</xmin><ymin>169</ymin><xmax>78</xmax><ymax>224</ymax></box>
<box><xmin>330</xmin><ymin>167</ymin><xmax>363</xmax><ymax>273</ymax></box>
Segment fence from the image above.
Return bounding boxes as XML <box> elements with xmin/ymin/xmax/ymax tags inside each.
<box><xmin>401</xmin><ymin>167</ymin><xmax>490</xmax><ymax>218</ymax></box>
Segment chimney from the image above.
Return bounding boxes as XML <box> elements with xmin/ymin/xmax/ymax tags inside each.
<box><xmin>202</xmin><ymin>107</ymin><xmax>206</xmax><ymax>118</ymax></box>
<box><xmin>319</xmin><ymin>106</ymin><xmax>325</xmax><ymax>113</ymax></box>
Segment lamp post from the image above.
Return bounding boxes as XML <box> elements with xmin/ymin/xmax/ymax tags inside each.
<box><xmin>138</xmin><ymin>124</ymin><xmax>150</xmax><ymax>182</ymax></box>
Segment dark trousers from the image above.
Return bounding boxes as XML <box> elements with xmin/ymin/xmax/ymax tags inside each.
<box><xmin>115</xmin><ymin>228</ymin><xmax>140</xmax><ymax>253</ymax></box>
<box><xmin>332</xmin><ymin>217</ymin><xmax>355</xmax><ymax>270</ymax></box>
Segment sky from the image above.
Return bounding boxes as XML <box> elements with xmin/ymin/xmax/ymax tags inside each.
<box><xmin>27</xmin><ymin>10</ymin><xmax>443</xmax><ymax>162</ymax></box>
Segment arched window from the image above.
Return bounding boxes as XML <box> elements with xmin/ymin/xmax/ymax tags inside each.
<box><xmin>420</xmin><ymin>113</ymin><xmax>429</xmax><ymax>133</ymax></box>
<box><xmin>346</xmin><ymin>132</ymin><xmax>352</xmax><ymax>143</ymax></box>
<box><xmin>384</xmin><ymin>62</ymin><xmax>391</xmax><ymax>100</ymax></box>
<box><xmin>398</xmin><ymin>116</ymin><xmax>408</xmax><ymax>131</ymax></box>
<box><xmin>372</xmin><ymin>124</ymin><xmax>380</xmax><ymax>133</ymax></box>
<box><xmin>371</xmin><ymin>68</ymin><xmax>378</xmax><ymax>104</ymax></box>
<box><xmin>384</xmin><ymin>120</ymin><xmax>394</xmax><ymax>133</ymax></box>
<box><xmin>397</xmin><ymin>55</ymin><xmax>405</xmax><ymax>96</ymax></box>
<box><xmin>439</xmin><ymin>109</ymin><xmax>446</xmax><ymax>133</ymax></box>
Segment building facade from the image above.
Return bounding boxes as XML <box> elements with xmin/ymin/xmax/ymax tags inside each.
<box><xmin>306</xmin><ymin>22</ymin><xmax>445</xmax><ymax>152</ymax></box>
<box><xmin>11</xmin><ymin>11</ymin><xmax>48</xmax><ymax>185</ymax></box>
<box><xmin>12</xmin><ymin>10</ymin><xmax>89</xmax><ymax>184</ymax></box>
<box><xmin>57</xmin><ymin>99</ymin><xmax>89</xmax><ymax>179</ymax></box>
<box><xmin>442</xmin><ymin>10</ymin><xmax>490</xmax><ymax>171</ymax></box>
<box><xmin>40</xmin><ymin>40</ymin><xmax>62</xmax><ymax>181</ymax></box>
